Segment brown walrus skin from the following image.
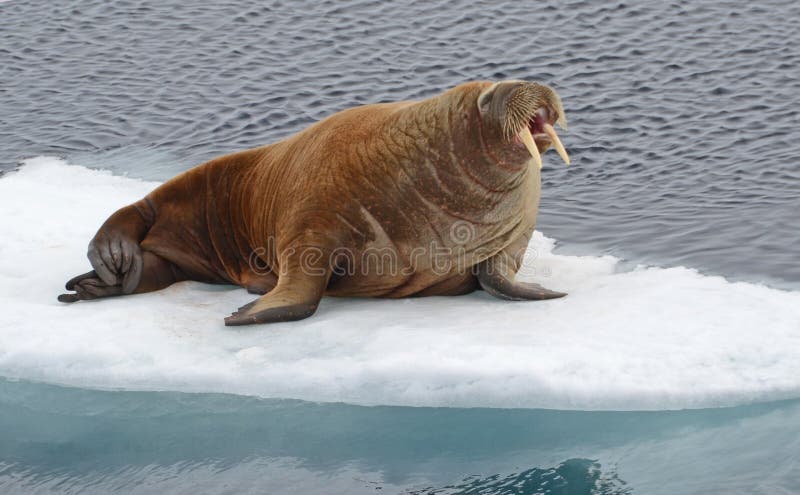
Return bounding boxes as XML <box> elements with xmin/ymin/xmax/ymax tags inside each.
<box><xmin>58</xmin><ymin>80</ymin><xmax>570</xmax><ymax>326</ymax></box>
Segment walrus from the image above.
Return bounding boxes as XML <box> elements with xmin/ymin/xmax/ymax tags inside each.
<box><xmin>58</xmin><ymin>80</ymin><xmax>571</xmax><ymax>326</ymax></box>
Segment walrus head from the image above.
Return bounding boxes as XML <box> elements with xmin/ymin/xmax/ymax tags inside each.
<box><xmin>473</xmin><ymin>80</ymin><xmax>570</xmax><ymax>170</ymax></box>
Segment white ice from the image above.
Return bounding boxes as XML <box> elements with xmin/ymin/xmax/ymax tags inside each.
<box><xmin>1</xmin><ymin>156</ymin><xmax>799</xmax><ymax>410</ymax></box>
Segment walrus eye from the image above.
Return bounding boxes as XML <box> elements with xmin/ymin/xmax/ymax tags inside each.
<box><xmin>477</xmin><ymin>85</ymin><xmax>497</xmax><ymax>114</ymax></box>
<box><xmin>478</xmin><ymin>93</ymin><xmax>491</xmax><ymax>113</ymax></box>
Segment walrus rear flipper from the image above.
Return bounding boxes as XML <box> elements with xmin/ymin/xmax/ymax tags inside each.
<box><xmin>58</xmin><ymin>251</ymin><xmax>186</xmax><ymax>303</ymax></box>
<box><xmin>57</xmin><ymin>270</ymin><xmax>123</xmax><ymax>303</ymax></box>
<box><xmin>476</xmin><ymin>254</ymin><xmax>566</xmax><ymax>301</ymax></box>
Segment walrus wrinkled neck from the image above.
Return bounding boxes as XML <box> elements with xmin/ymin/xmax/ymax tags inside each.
<box><xmin>357</xmin><ymin>87</ymin><xmax>533</xmax><ymax>230</ymax></box>
<box><xmin>389</xmin><ymin>90</ymin><xmax>532</xmax><ymax>194</ymax></box>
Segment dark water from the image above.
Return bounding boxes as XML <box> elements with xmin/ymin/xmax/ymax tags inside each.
<box><xmin>2</xmin><ymin>379</ymin><xmax>799</xmax><ymax>494</ymax></box>
<box><xmin>2</xmin><ymin>0</ymin><xmax>799</xmax><ymax>287</ymax></box>
<box><xmin>2</xmin><ymin>1</ymin><xmax>800</xmax><ymax>493</ymax></box>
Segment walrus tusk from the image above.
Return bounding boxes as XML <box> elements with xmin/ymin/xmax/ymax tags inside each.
<box><xmin>543</xmin><ymin>123</ymin><xmax>570</xmax><ymax>165</ymax></box>
<box><xmin>519</xmin><ymin>126</ymin><xmax>543</xmax><ymax>169</ymax></box>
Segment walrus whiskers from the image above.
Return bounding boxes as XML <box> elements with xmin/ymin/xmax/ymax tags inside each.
<box><xmin>499</xmin><ymin>82</ymin><xmax>570</xmax><ymax>168</ymax></box>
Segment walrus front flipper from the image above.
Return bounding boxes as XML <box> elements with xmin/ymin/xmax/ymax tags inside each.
<box><xmin>224</xmin><ymin>262</ymin><xmax>331</xmax><ymax>326</ymax></box>
<box><xmin>475</xmin><ymin>254</ymin><xmax>566</xmax><ymax>301</ymax></box>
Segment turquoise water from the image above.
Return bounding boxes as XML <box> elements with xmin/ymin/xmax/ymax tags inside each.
<box><xmin>2</xmin><ymin>378</ymin><xmax>799</xmax><ymax>494</ymax></box>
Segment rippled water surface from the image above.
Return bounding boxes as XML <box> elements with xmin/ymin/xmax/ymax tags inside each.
<box><xmin>2</xmin><ymin>0</ymin><xmax>799</xmax><ymax>286</ymax></box>
<box><xmin>2</xmin><ymin>0</ymin><xmax>800</xmax><ymax>493</ymax></box>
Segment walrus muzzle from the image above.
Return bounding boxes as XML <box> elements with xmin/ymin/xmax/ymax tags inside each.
<box><xmin>478</xmin><ymin>80</ymin><xmax>570</xmax><ymax>169</ymax></box>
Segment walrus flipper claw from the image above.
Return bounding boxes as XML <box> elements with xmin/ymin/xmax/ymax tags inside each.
<box><xmin>476</xmin><ymin>256</ymin><xmax>566</xmax><ymax>301</ymax></box>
